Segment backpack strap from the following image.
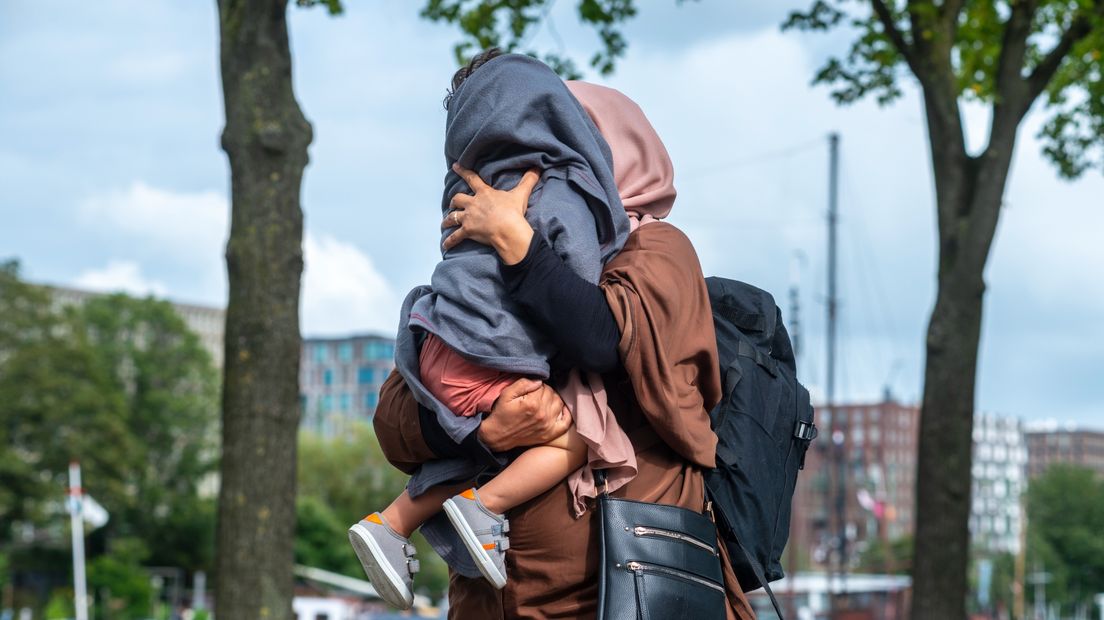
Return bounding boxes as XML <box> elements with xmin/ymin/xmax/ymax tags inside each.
<box><xmin>709</xmin><ymin>487</ymin><xmax>788</xmax><ymax>620</ymax></box>
<box><xmin>734</xmin><ymin>536</ymin><xmax>786</xmax><ymax>620</ymax></box>
<box><xmin>736</xmin><ymin>340</ymin><xmax>777</xmax><ymax>377</ymax></box>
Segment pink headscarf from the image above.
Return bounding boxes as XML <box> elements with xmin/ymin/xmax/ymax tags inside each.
<box><xmin>567</xmin><ymin>81</ymin><xmax>676</xmax><ymax>229</ymax></box>
<box><xmin>556</xmin><ymin>83</ymin><xmax>680</xmax><ymax>516</ymax></box>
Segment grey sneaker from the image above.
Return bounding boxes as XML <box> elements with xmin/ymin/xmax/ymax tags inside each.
<box><xmin>347</xmin><ymin>513</ymin><xmax>419</xmax><ymax>609</ymax></box>
<box><xmin>442</xmin><ymin>488</ymin><xmax>509</xmax><ymax>589</ymax></box>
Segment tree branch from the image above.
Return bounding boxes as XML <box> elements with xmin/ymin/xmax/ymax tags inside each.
<box><xmin>1024</xmin><ymin>9</ymin><xmax>1098</xmax><ymax>104</ymax></box>
<box><xmin>870</xmin><ymin>0</ymin><xmax>925</xmax><ymax>79</ymax></box>
<box><xmin>940</xmin><ymin>0</ymin><xmax>966</xmax><ymax>37</ymax></box>
<box><xmin>988</xmin><ymin>0</ymin><xmax>1035</xmax><ymax>131</ymax></box>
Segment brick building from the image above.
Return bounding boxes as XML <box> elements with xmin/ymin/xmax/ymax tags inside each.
<box><xmin>1026</xmin><ymin>424</ymin><xmax>1104</xmax><ymax>478</ymax></box>
<box><xmin>788</xmin><ymin>398</ymin><xmax>920</xmax><ymax>571</ymax></box>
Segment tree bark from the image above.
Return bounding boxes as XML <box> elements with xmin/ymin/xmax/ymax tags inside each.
<box><xmin>214</xmin><ymin>1</ymin><xmax>311</xmax><ymax>618</ymax></box>
<box><xmin>910</xmin><ymin>88</ymin><xmax>1016</xmax><ymax>619</ymax></box>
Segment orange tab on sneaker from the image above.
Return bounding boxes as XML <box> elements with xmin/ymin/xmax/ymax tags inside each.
<box><xmin>367</xmin><ymin>513</ymin><xmax>384</xmax><ymax>525</ymax></box>
<box><xmin>461</xmin><ymin>489</ymin><xmax>477</xmax><ymax>501</ymax></box>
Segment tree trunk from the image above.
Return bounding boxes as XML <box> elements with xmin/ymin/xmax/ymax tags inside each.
<box><xmin>214</xmin><ymin>1</ymin><xmax>311</xmax><ymax>618</ymax></box>
<box><xmin>910</xmin><ymin>90</ymin><xmax>1016</xmax><ymax>619</ymax></box>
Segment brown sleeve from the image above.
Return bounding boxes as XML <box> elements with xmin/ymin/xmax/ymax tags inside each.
<box><xmin>372</xmin><ymin>369</ymin><xmax>437</xmax><ymax>475</ymax></box>
<box><xmin>601</xmin><ymin>223</ymin><xmax>721</xmax><ymax>468</ymax></box>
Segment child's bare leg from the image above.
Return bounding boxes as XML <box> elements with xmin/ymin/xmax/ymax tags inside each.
<box><xmin>477</xmin><ymin>424</ymin><xmax>588</xmax><ymax>513</ymax></box>
<box><xmin>381</xmin><ymin>482</ymin><xmax>469</xmax><ymax>538</ymax></box>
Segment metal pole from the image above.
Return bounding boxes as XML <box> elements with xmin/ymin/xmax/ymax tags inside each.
<box><xmin>826</xmin><ymin>132</ymin><xmax>846</xmax><ymax>615</ymax></box>
<box><xmin>68</xmin><ymin>462</ymin><xmax>89</xmax><ymax>620</ymax></box>
<box><xmin>787</xmin><ymin>251</ymin><xmax>804</xmax><ymax>620</ymax></box>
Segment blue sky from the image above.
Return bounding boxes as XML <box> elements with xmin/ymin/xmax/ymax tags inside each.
<box><xmin>1</xmin><ymin>1</ymin><xmax>1101</xmax><ymax>425</ymax></box>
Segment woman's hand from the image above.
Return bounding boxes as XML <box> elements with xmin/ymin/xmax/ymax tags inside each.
<box><xmin>443</xmin><ymin>164</ymin><xmax>540</xmax><ymax>265</ymax></box>
<box><xmin>479</xmin><ymin>378</ymin><xmax>571</xmax><ymax>451</ymax></box>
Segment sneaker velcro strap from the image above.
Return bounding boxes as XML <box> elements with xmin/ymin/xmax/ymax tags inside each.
<box><xmin>407</xmin><ymin>559</ymin><xmax>421</xmax><ymax>574</ymax></box>
<box><xmin>492</xmin><ymin>522</ymin><xmax>509</xmax><ymax>536</ymax></box>
<box><xmin>496</xmin><ymin>538</ymin><xmax>510</xmax><ymax>551</ymax></box>
<box><xmin>403</xmin><ymin>544</ymin><xmax>417</xmax><ymax>557</ymax></box>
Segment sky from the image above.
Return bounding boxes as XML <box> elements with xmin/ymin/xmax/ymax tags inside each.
<box><xmin>1</xmin><ymin>1</ymin><xmax>1101</xmax><ymax>425</ymax></box>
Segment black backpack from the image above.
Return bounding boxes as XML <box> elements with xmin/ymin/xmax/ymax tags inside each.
<box><xmin>703</xmin><ymin>277</ymin><xmax>817</xmax><ymax>618</ymax></box>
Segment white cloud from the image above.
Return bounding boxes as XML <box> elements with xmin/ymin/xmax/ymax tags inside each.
<box><xmin>302</xmin><ymin>234</ymin><xmax>400</xmax><ymax>337</ymax></box>
<box><xmin>80</xmin><ymin>181</ymin><xmax>228</xmax><ymax>258</ymax></box>
<box><xmin>74</xmin><ymin>259</ymin><xmax>167</xmax><ymax>297</ymax></box>
<box><xmin>77</xmin><ymin>182</ymin><xmax>402</xmax><ymax>336</ymax></box>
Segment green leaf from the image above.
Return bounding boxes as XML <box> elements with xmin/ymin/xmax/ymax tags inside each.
<box><xmin>420</xmin><ymin>0</ymin><xmax>640</xmax><ymax>77</ymax></box>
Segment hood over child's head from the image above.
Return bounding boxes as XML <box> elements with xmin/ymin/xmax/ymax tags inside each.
<box><xmin>440</xmin><ymin>52</ymin><xmax>628</xmax><ymax>257</ymax></box>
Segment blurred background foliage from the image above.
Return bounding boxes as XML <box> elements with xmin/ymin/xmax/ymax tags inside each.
<box><xmin>0</xmin><ymin>261</ymin><xmax>441</xmax><ymax>615</ymax></box>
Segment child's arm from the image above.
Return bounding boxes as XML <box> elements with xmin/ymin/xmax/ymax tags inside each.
<box><xmin>476</xmin><ymin>425</ymin><xmax>588</xmax><ymax>514</ymax></box>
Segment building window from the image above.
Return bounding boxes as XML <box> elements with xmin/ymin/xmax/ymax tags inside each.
<box><xmin>321</xmin><ymin>395</ymin><xmax>333</xmax><ymax>412</ymax></box>
<box><xmin>340</xmin><ymin>393</ymin><xmax>351</xmax><ymax>411</ymax></box>
<box><xmin>358</xmin><ymin>366</ymin><xmax>375</xmax><ymax>385</ymax></box>
<box><xmin>323</xmin><ymin>369</ymin><xmax>333</xmax><ymax>386</ymax></box>
<box><xmin>312</xmin><ymin>343</ymin><xmax>328</xmax><ymax>362</ymax></box>
<box><xmin>364</xmin><ymin>340</ymin><xmax>395</xmax><ymax>361</ymax></box>
<box><xmin>365</xmin><ymin>392</ymin><xmax>378</xmax><ymax>409</ymax></box>
<box><xmin>338</xmin><ymin>342</ymin><xmax>354</xmax><ymax>362</ymax></box>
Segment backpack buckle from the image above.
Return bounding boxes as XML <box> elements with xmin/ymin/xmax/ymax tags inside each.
<box><xmin>794</xmin><ymin>420</ymin><xmax>818</xmax><ymax>442</ymax></box>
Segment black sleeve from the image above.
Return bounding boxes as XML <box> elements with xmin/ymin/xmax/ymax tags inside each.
<box><xmin>500</xmin><ymin>235</ymin><xmax>621</xmax><ymax>374</ymax></box>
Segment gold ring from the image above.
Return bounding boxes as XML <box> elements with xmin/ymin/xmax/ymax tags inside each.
<box><xmin>453</xmin><ymin>211</ymin><xmax>460</xmax><ymax>225</ymax></box>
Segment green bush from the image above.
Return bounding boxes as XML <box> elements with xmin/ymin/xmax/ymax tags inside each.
<box><xmin>88</xmin><ymin>537</ymin><xmax>152</xmax><ymax>619</ymax></box>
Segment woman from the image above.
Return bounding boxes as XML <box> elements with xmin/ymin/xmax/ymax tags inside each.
<box><xmin>374</xmin><ymin>80</ymin><xmax>756</xmax><ymax>620</ymax></box>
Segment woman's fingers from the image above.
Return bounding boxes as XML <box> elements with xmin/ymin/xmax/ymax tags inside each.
<box><xmin>512</xmin><ymin>168</ymin><xmax>541</xmax><ymax>196</ymax></box>
<box><xmin>442</xmin><ymin>226</ymin><xmax>468</xmax><ymax>251</ymax></box>
<box><xmin>440</xmin><ymin>210</ymin><xmax>461</xmax><ymax>230</ymax></box>
<box><xmin>500</xmin><ymin>377</ymin><xmax>543</xmax><ymax>401</ymax></box>
<box><xmin>452</xmin><ymin>163</ymin><xmax>489</xmax><ymax>192</ymax></box>
<box><xmin>449</xmin><ymin>192</ymin><xmax>474</xmax><ymax>210</ymax></box>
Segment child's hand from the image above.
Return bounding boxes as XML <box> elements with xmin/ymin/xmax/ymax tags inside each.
<box><xmin>443</xmin><ymin>164</ymin><xmax>540</xmax><ymax>264</ymax></box>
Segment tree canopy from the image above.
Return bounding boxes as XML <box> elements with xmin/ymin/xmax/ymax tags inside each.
<box><xmin>1026</xmin><ymin>465</ymin><xmax>1104</xmax><ymax>613</ymax></box>
<box><xmin>783</xmin><ymin>0</ymin><xmax>1104</xmax><ymax>178</ymax></box>
<box><xmin>297</xmin><ymin>425</ymin><xmax>451</xmax><ymax>598</ymax></box>
<box><xmin>421</xmin><ymin>0</ymin><xmax>641</xmax><ymax>78</ymax></box>
<box><xmin>0</xmin><ymin>262</ymin><xmax>219</xmax><ymax>614</ymax></box>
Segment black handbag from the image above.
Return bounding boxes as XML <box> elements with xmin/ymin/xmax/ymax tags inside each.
<box><xmin>595</xmin><ymin>470</ymin><xmax>727</xmax><ymax>620</ymax></box>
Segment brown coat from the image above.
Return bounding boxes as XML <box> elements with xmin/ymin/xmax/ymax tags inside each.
<box><xmin>374</xmin><ymin>224</ymin><xmax>756</xmax><ymax>619</ymax></box>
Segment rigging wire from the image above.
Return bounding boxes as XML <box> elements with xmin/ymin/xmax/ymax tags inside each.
<box><xmin>679</xmin><ymin>137</ymin><xmax>825</xmax><ymax>181</ymax></box>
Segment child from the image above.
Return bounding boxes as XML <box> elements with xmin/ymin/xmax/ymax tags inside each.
<box><xmin>347</xmin><ymin>51</ymin><xmax>636</xmax><ymax>609</ymax></box>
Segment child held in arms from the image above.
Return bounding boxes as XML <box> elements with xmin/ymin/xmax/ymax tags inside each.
<box><xmin>346</xmin><ymin>50</ymin><xmax>637</xmax><ymax>609</ymax></box>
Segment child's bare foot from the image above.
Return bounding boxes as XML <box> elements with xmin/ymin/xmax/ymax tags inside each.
<box><xmin>380</xmin><ymin>504</ymin><xmax>418</xmax><ymax>538</ymax></box>
<box><xmin>473</xmin><ymin>485</ymin><xmax>508</xmax><ymax>514</ymax></box>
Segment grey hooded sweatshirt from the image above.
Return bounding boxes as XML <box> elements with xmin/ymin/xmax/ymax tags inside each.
<box><xmin>392</xmin><ymin>54</ymin><xmax>629</xmax><ymax>576</ymax></box>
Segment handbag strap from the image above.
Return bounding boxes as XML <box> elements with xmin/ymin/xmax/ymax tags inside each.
<box><xmin>594</xmin><ymin>468</ymin><xmax>610</xmax><ymax>498</ymax></box>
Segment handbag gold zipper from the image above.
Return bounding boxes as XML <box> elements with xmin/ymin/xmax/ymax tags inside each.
<box><xmin>632</xmin><ymin>526</ymin><xmax>716</xmax><ymax>554</ymax></box>
<box><xmin>624</xmin><ymin>561</ymin><xmax>724</xmax><ymax>593</ymax></box>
